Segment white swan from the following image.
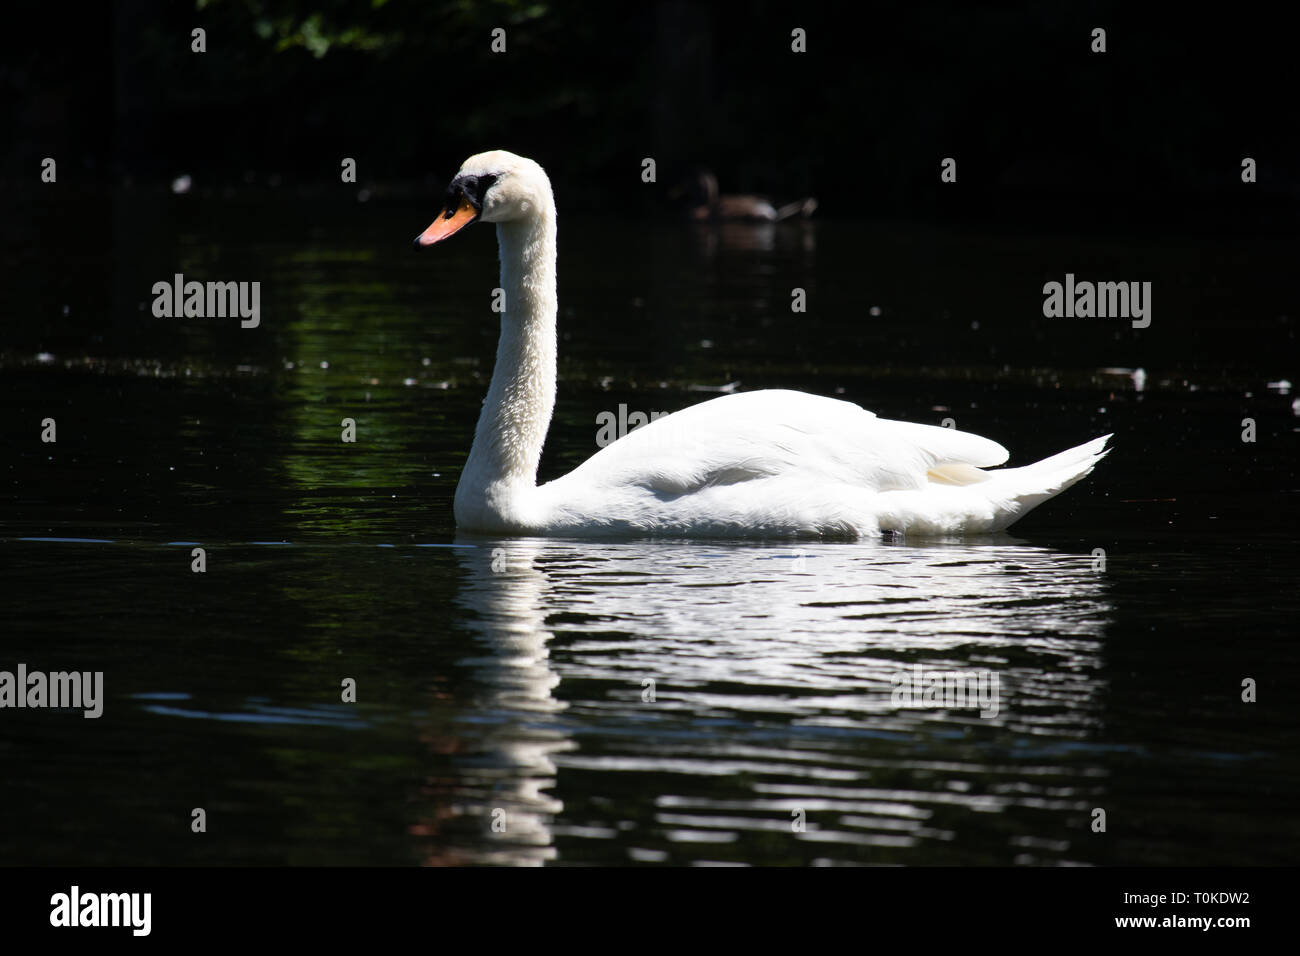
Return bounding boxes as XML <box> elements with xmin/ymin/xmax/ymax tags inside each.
<box><xmin>416</xmin><ymin>150</ymin><xmax>1110</xmax><ymax>538</ymax></box>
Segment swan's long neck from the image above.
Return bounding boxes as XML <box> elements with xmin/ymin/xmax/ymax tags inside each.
<box><xmin>458</xmin><ymin>205</ymin><xmax>558</xmax><ymax>514</ymax></box>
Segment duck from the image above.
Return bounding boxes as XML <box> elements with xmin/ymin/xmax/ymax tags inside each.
<box><xmin>672</xmin><ymin>167</ymin><xmax>818</xmax><ymax>222</ymax></box>
<box><xmin>415</xmin><ymin>150</ymin><xmax>1110</xmax><ymax>538</ymax></box>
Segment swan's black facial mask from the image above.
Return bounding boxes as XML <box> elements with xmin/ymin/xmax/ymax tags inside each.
<box><xmin>414</xmin><ymin>173</ymin><xmax>499</xmax><ymax>247</ymax></box>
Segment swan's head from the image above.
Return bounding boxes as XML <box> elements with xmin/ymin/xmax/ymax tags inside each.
<box><xmin>414</xmin><ymin>150</ymin><xmax>551</xmax><ymax>247</ymax></box>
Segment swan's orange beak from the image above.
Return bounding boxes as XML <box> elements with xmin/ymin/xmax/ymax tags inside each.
<box><xmin>415</xmin><ymin>194</ymin><xmax>478</xmax><ymax>247</ymax></box>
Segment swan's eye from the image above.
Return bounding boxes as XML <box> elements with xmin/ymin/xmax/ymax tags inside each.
<box><xmin>447</xmin><ymin>173</ymin><xmax>499</xmax><ymax>216</ymax></box>
<box><xmin>472</xmin><ymin>173</ymin><xmax>499</xmax><ymax>206</ymax></box>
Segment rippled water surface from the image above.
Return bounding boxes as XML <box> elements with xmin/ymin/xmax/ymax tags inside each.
<box><xmin>1</xmin><ymin>193</ymin><xmax>1297</xmax><ymax>865</ymax></box>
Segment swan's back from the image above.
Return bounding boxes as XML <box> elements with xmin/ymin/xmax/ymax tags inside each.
<box><xmin>533</xmin><ymin>389</ymin><xmax>1084</xmax><ymax>538</ymax></box>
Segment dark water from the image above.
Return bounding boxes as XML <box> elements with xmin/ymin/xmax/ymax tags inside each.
<box><xmin>1</xmin><ymin>191</ymin><xmax>1297</xmax><ymax>865</ymax></box>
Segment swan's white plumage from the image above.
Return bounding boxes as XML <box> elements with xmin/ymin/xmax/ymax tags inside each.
<box><xmin>428</xmin><ymin>150</ymin><xmax>1110</xmax><ymax>539</ymax></box>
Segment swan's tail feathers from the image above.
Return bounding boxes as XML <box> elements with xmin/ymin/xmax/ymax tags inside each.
<box><xmin>988</xmin><ymin>434</ymin><xmax>1112</xmax><ymax>531</ymax></box>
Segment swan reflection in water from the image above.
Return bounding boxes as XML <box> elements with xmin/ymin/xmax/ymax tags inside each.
<box><xmin>426</xmin><ymin>535</ymin><xmax>1112</xmax><ymax>865</ymax></box>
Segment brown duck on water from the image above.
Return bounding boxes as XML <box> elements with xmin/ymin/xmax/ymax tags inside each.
<box><xmin>672</xmin><ymin>168</ymin><xmax>818</xmax><ymax>222</ymax></box>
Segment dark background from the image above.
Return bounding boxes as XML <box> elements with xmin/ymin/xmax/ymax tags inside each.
<box><xmin>4</xmin><ymin>0</ymin><xmax>1298</xmax><ymax>227</ymax></box>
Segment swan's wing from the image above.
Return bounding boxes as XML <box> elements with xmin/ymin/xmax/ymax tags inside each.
<box><xmin>868</xmin><ymin>418</ymin><xmax>1009</xmax><ymax>468</ymax></box>
<box><xmin>546</xmin><ymin>389</ymin><xmax>1008</xmax><ymax>499</ymax></box>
